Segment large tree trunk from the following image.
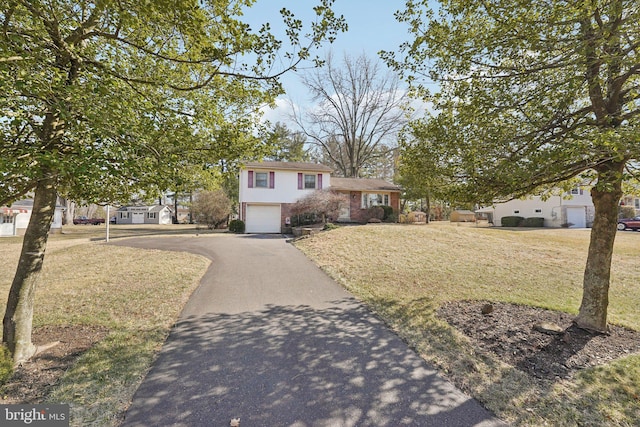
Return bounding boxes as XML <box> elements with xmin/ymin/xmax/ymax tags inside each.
<box><xmin>574</xmin><ymin>163</ymin><xmax>624</xmax><ymax>333</ymax></box>
<box><xmin>3</xmin><ymin>177</ymin><xmax>57</xmax><ymax>363</ymax></box>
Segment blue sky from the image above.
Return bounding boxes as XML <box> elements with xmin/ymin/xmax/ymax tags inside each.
<box><xmin>241</xmin><ymin>1</ymin><xmax>421</xmax><ymax>123</ymax></box>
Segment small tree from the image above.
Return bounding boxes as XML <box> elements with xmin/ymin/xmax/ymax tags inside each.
<box><xmin>290</xmin><ymin>191</ymin><xmax>349</xmax><ymax>224</ymax></box>
<box><xmin>385</xmin><ymin>0</ymin><xmax>640</xmax><ymax>332</ymax></box>
<box><xmin>192</xmin><ymin>190</ymin><xmax>232</xmax><ymax>230</ymax></box>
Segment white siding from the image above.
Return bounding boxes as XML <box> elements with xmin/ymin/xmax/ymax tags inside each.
<box><xmin>239</xmin><ymin>169</ymin><xmax>331</xmax><ymax>204</ymax></box>
<box><xmin>490</xmin><ymin>192</ymin><xmax>594</xmax><ymax>227</ymax></box>
<box><xmin>0</xmin><ymin>217</ymin><xmax>16</xmax><ymax>236</ymax></box>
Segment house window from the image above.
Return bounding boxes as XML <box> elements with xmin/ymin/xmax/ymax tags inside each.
<box><xmin>1</xmin><ymin>214</ymin><xmax>13</xmax><ymax>224</ymax></box>
<box><xmin>513</xmin><ymin>210</ymin><xmax>520</xmax><ymax>214</ymax></box>
<box><xmin>255</xmin><ymin>172</ymin><xmax>268</xmax><ymax>188</ymax></box>
<box><xmin>304</xmin><ymin>174</ymin><xmax>316</xmax><ymax>189</ymax></box>
<box><xmin>635</xmin><ymin>199</ymin><xmax>640</xmax><ymax>209</ymax></box>
<box><xmin>120</xmin><ymin>212</ymin><xmax>130</xmax><ymax>219</ymax></box>
<box><xmin>147</xmin><ymin>212</ymin><xmax>157</xmax><ymax>219</ymax></box>
<box><xmin>570</xmin><ymin>187</ymin><xmax>584</xmax><ymax>195</ymax></box>
<box><xmin>534</xmin><ymin>209</ymin><xmax>542</xmax><ymax>213</ymax></box>
<box><xmin>361</xmin><ymin>193</ymin><xmax>390</xmax><ymax>208</ymax></box>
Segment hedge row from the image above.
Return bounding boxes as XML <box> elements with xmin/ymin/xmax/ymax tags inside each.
<box><xmin>501</xmin><ymin>216</ymin><xmax>544</xmax><ymax>227</ymax></box>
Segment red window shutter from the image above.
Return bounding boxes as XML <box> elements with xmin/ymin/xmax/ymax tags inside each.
<box><xmin>248</xmin><ymin>170</ymin><xmax>254</xmax><ymax>188</ymax></box>
<box><xmin>317</xmin><ymin>174</ymin><xmax>323</xmax><ymax>189</ymax></box>
<box><xmin>269</xmin><ymin>171</ymin><xmax>275</xmax><ymax>189</ymax></box>
<box><xmin>298</xmin><ymin>173</ymin><xmax>303</xmax><ymax>189</ymax></box>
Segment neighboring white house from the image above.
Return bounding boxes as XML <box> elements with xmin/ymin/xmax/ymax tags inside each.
<box><xmin>0</xmin><ymin>199</ymin><xmax>65</xmax><ymax>237</ymax></box>
<box><xmin>479</xmin><ymin>187</ymin><xmax>595</xmax><ymax>228</ymax></box>
<box><xmin>115</xmin><ymin>205</ymin><xmax>173</xmax><ymax>225</ymax></box>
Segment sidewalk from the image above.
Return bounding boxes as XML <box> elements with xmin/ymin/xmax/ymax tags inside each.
<box><xmin>115</xmin><ymin>234</ymin><xmax>507</xmax><ymax>426</ymax></box>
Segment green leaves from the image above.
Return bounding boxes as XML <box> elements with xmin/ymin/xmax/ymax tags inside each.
<box><xmin>389</xmin><ymin>0</ymin><xmax>640</xmax><ymax>203</ymax></box>
<box><xmin>0</xmin><ymin>0</ymin><xmax>347</xmax><ymax>206</ymax></box>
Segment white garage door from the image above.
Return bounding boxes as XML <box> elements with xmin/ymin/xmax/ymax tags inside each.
<box><xmin>566</xmin><ymin>207</ymin><xmax>586</xmax><ymax>228</ymax></box>
<box><xmin>246</xmin><ymin>204</ymin><xmax>281</xmax><ymax>233</ymax></box>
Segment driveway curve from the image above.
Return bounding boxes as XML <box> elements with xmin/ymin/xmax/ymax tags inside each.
<box><xmin>113</xmin><ymin>234</ymin><xmax>507</xmax><ymax>427</ymax></box>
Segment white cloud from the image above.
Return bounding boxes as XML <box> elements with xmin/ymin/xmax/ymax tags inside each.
<box><xmin>259</xmin><ymin>97</ymin><xmax>297</xmax><ymax>126</ymax></box>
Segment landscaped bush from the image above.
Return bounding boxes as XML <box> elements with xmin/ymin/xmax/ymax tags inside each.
<box><xmin>522</xmin><ymin>217</ymin><xmax>545</xmax><ymax>227</ymax></box>
<box><xmin>367</xmin><ymin>206</ymin><xmax>384</xmax><ymax>221</ymax></box>
<box><xmin>407</xmin><ymin>211</ymin><xmax>427</xmax><ymax>223</ymax></box>
<box><xmin>192</xmin><ymin>190</ymin><xmax>232</xmax><ymax>229</ymax></box>
<box><xmin>501</xmin><ymin>216</ymin><xmax>524</xmax><ymax>227</ymax></box>
<box><xmin>290</xmin><ymin>190</ymin><xmax>349</xmax><ymax>225</ymax></box>
<box><xmin>228</xmin><ymin>219</ymin><xmax>245</xmax><ymax>233</ymax></box>
<box><xmin>291</xmin><ymin>213</ymin><xmax>320</xmax><ymax>227</ymax></box>
<box><xmin>380</xmin><ymin>205</ymin><xmax>395</xmax><ymax>222</ymax></box>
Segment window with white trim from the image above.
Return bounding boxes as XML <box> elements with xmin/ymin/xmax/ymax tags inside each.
<box><xmin>120</xmin><ymin>212</ymin><xmax>130</xmax><ymax>219</ymax></box>
<box><xmin>304</xmin><ymin>174</ymin><xmax>316</xmax><ymax>189</ymax></box>
<box><xmin>255</xmin><ymin>172</ymin><xmax>268</xmax><ymax>188</ymax></box>
<box><xmin>147</xmin><ymin>212</ymin><xmax>157</xmax><ymax>219</ymax></box>
<box><xmin>361</xmin><ymin>193</ymin><xmax>390</xmax><ymax>208</ymax></box>
<box><xmin>635</xmin><ymin>199</ymin><xmax>640</xmax><ymax>209</ymax></box>
<box><xmin>1</xmin><ymin>214</ymin><xmax>13</xmax><ymax>224</ymax></box>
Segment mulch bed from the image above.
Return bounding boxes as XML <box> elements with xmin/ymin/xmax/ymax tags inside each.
<box><xmin>0</xmin><ymin>325</ymin><xmax>109</xmax><ymax>404</ymax></box>
<box><xmin>438</xmin><ymin>301</ymin><xmax>640</xmax><ymax>381</ymax></box>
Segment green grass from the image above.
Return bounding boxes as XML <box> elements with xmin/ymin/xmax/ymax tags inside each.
<box><xmin>295</xmin><ymin>223</ymin><xmax>640</xmax><ymax>426</ymax></box>
<box><xmin>0</xmin><ymin>227</ymin><xmax>210</xmax><ymax>426</ymax></box>
<box><xmin>1</xmin><ymin>223</ymin><xmax>637</xmax><ymax>425</ymax></box>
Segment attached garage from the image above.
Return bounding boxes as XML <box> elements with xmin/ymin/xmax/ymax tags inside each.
<box><xmin>245</xmin><ymin>204</ymin><xmax>281</xmax><ymax>233</ymax></box>
<box><xmin>565</xmin><ymin>207</ymin><xmax>586</xmax><ymax>228</ymax></box>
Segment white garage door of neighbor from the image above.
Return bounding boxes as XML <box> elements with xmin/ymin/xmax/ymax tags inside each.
<box><xmin>566</xmin><ymin>207</ymin><xmax>586</xmax><ymax>228</ymax></box>
<box><xmin>246</xmin><ymin>204</ymin><xmax>281</xmax><ymax>233</ymax></box>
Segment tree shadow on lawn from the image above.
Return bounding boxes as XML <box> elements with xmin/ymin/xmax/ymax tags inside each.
<box><xmin>370</xmin><ymin>297</ymin><xmax>640</xmax><ymax>425</ymax></box>
<box><xmin>121</xmin><ymin>300</ymin><xmax>505</xmax><ymax>427</ymax></box>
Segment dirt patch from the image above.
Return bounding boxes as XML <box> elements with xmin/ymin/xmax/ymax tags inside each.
<box><xmin>0</xmin><ymin>325</ymin><xmax>109</xmax><ymax>403</ymax></box>
<box><xmin>438</xmin><ymin>301</ymin><xmax>640</xmax><ymax>381</ymax></box>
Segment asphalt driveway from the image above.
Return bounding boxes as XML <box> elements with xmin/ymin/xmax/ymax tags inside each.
<box><xmin>113</xmin><ymin>234</ymin><xmax>507</xmax><ymax>427</ymax></box>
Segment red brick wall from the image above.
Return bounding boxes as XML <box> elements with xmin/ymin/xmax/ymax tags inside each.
<box><xmin>391</xmin><ymin>192</ymin><xmax>400</xmax><ymax>214</ymax></box>
<box><xmin>341</xmin><ymin>191</ymin><xmax>400</xmax><ymax>223</ymax></box>
<box><xmin>281</xmin><ymin>203</ymin><xmax>294</xmax><ymax>231</ymax></box>
<box><xmin>347</xmin><ymin>191</ymin><xmax>368</xmax><ymax>223</ymax></box>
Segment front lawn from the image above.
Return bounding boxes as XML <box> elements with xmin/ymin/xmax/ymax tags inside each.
<box><xmin>0</xmin><ymin>228</ymin><xmax>210</xmax><ymax>426</ymax></box>
<box><xmin>295</xmin><ymin>223</ymin><xmax>640</xmax><ymax>426</ymax></box>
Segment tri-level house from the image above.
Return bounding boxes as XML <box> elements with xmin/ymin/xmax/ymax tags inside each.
<box><xmin>238</xmin><ymin>161</ymin><xmax>401</xmax><ymax>233</ymax></box>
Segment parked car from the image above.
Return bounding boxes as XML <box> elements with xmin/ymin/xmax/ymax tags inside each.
<box><xmin>617</xmin><ymin>216</ymin><xmax>640</xmax><ymax>231</ymax></box>
<box><xmin>73</xmin><ymin>216</ymin><xmax>105</xmax><ymax>225</ymax></box>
